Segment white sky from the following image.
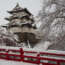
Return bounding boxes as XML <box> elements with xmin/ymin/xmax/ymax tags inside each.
<box><xmin>0</xmin><ymin>0</ymin><xmax>42</xmax><ymax>25</ymax></box>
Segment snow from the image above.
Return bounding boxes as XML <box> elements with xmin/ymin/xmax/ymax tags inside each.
<box><xmin>40</xmin><ymin>56</ymin><xmax>65</xmax><ymax>60</ymax></box>
<box><xmin>0</xmin><ymin>46</ymin><xmax>65</xmax><ymax>54</ymax></box>
<box><xmin>45</xmin><ymin>4</ymin><xmax>57</xmax><ymax>14</ymax></box>
<box><xmin>0</xmin><ymin>46</ymin><xmax>20</xmax><ymax>50</ymax></box>
<box><xmin>34</xmin><ymin>41</ymin><xmax>52</xmax><ymax>50</ymax></box>
<box><xmin>0</xmin><ymin>59</ymin><xmax>36</xmax><ymax>65</ymax></box>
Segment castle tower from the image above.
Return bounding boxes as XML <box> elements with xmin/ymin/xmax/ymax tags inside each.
<box><xmin>5</xmin><ymin>3</ymin><xmax>40</xmax><ymax>48</ymax></box>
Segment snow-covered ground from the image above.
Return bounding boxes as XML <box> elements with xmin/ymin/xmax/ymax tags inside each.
<box><xmin>0</xmin><ymin>59</ymin><xmax>37</xmax><ymax>65</ymax></box>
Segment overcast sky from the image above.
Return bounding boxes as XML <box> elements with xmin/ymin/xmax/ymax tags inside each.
<box><xmin>0</xmin><ymin>0</ymin><xmax>42</xmax><ymax>25</ymax></box>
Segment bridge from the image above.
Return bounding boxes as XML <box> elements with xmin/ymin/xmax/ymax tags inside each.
<box><xmin>0</xmin><ymin>46</ymin><xmax>65</xmax><ymax>65</ymax></box>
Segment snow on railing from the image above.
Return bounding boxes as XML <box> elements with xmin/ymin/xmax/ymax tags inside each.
<box><xmin>0</xmin><ymin>46</ymin><xmax>65</xmax><ymax>65</ymax></box>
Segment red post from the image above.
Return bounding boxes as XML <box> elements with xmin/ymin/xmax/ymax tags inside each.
<box><xmin>37</xmin><ymin>53</ymin><xmax>40</xmax><ymax>65</ymax></box>
<box><xmin>20</xmin><ymin>48</ymin><xmax>24</xmax><ymax>61</ymax></box>
<box><xmin>57</xmin><ymin>62</ymin><xmax>60</xmax><ymax>65</ymax></box>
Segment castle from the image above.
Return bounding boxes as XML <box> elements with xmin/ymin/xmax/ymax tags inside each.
<box><xmin>4</xmin><ymin>3</ymin><xmax>41</xmax><ymax>48</ymax></box>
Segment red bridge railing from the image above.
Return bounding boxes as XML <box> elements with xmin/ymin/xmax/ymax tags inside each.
<box><xmin>0</xmin><ymin>46</ymin><xmax>65</xmax><ymax>65</ymax></box>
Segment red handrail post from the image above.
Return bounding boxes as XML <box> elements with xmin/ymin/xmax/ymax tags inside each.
<box><xmin>57</xmin><ymin>62</ymin><xmax>60</xmax><ymax>65</ymax></box>
<box><xmin>20</xmin><ymin>48</ymin><xmax>24</xmax><ymax>61</ymax></box>
<box><xmin>37</xmin><ymin>53</ymin><xmax>40</xmax><ymax>65</ymax></box>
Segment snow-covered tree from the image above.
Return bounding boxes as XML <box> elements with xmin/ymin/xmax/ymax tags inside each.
<box><xmin>0</xmin><ymin>26</ymin><xmax>17</xmax><ymax>46</ymax></box>
<box><xmin>36</xmin><ymin>0</ymin><xmax>65</xmax><ymax>50</ymax></box>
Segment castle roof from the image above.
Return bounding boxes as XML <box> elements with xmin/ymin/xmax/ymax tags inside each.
<box><xmin>5</xmin><ymin>15</ymin><xmax>34</xmax><ymax>22</ymax></box>
<box><xmin>8</xmin><ymin>3</ymin><xmax>23</xmax><ymax>13</ymax></box>
<box><xmin>7</xmin><ymin>3</ymin><xmax>31</xmax><ymax>15</ymax></box>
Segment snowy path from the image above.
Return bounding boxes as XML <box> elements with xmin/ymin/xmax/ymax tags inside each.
<box><xmin>0</xmin><ymin>59</ymin><xmax>37</xmax><ymax>65</ymax></box>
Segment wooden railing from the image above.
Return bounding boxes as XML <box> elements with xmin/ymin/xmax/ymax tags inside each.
<box><xmin>0</xmin><ymin>46</ymin><xmax>65</xmax><ymax>65</ymax></box>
